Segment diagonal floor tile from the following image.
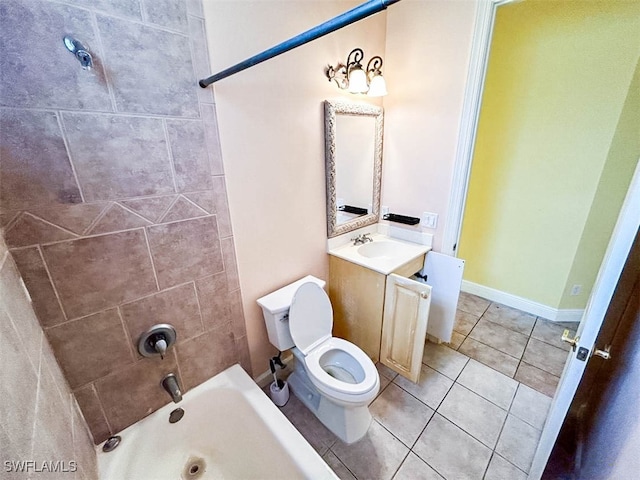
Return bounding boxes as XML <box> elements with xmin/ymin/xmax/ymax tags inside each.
<box><xmin>482</xmin><ymin>303</ymin><xmax>536</xmax><ymax>336</ymax></box>
<box><xmin>454</xmin><ymin>309</ymin><xmax>480</xmax><ymax>335</ymax></box>
<box><xmin>370</xmin><ymin>383</ymin><xmax>434</xmax><ymax>447</ymax></box>
<box><xmin>495</xmin><ymin>414</ymin><xmax>541</xmax><ymax>473</ymax></box>
<box><xmin>414</xmin><ymin>414</ymin><xmax>492</xmax><ymax>480</ymax></box>
<box><xmin>531</xmin><ymin>319</ymin><xmax>575</xmax><ymax>351</ymax></box>
<box><xmin>458</xmin><ymin>338</ymin><xmax>520</xmax><ymax>377</ymax></box>
<box><xmin>280</xmin><ymin>392</ymin><xmax>337</xmax><ymax>455</ymax></box>
<box><xmin>457</xmin><ymin>292</ymin><xmax>491</xmax><ymax>317</ymax></box>
<box><xmin>437</xmin><ymin>384</ymin><xmax>507</xmax><ymax>448</ymax></box>
<box><xmin>509</xmin><ymin>384</ymin><xmax>552</xmax><ymax>430</ymax></box>
<box><xmin>514</xmin><ymin>362</ymin><xmax>559</xmax><ymax>397</ymax></box>
<box><xmin>447</xmin><ymin>331</ymin><xmax>466</xmax><ymax>350</ymax></box>
<box><xmin>484</xmin><ymin>453</ymin><xmax>527</xmax><ymax>480</ymax></box>
<box><xmin>457</xmin><ymin>359</ymin><xmax>518</xmax><ymax>410</ymax></box>
<box><xmin>331</xmin><ymin>420</ymin><xmax>409</xmax><ymax>480</ymax></box>
<box><xmin>469</xmin><ymin>319</ymin><xmax>529</xmax><ymax>359</ymax></box>
<box><xmin>422</xmin><ymin>341</ymin><xmax>469</xmax><ymax>379</ymax></box>
<box><xmin>393</xmin><ymin>452</ymin><xmax>444</xmax><ymax>480</ymax></box>
<box><xmin>322</xmin><ymin>450</ymin><xmax>356</xmax><ymax>480</ymax></box>
<box><xmin>522</xmin><ymin>338</ymin><xmax>569</xmax><ymax>377</ymax></box>
<box><xmin>393</xmin><ymin>365</ymin><xmax>453</xmax><ymax>410</ymax></box>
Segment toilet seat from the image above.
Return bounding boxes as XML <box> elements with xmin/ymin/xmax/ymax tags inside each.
<box><xmin>304</xmin><ymin>337</ymin><xmax>378</xmax><ymax>398</ymax></box>
<box><xmin>289</xmin><ymin>283</ymin><xmax>379</xmax><ymax>403</ymax></box>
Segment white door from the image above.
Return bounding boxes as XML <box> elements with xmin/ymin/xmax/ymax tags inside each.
<box><xmin>528</xmin><ymin>161</ymin><xmax>640</xmax><ymax>479</ymax></box>
<box><xmin>380</xmin><ymin>274</ymin><xmax>431</xmax><ymax>382</ymax></box>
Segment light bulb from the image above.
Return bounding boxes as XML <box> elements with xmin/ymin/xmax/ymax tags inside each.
<box><xmin>348</xmin><ymin>67</ymin><xmax>368</xmax><ymax>93</ymax></box>
<box><xmin>367</xmin><ymin>73</ymin><xmax>387</xmax><ymax>97</ymax></box>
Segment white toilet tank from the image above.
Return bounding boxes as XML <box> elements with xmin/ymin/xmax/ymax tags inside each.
<box><xmin>256</xmin><ymin>275</ymin><xmax>326</xmax><ymax>351</ymax></box>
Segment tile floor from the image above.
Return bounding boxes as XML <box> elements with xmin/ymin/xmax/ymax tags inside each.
<box><xmin>275</xmin><ymin>293</ymin><xmax>577</xmax><ymax>480</ymax></box>
<box><xmin>452</xmin><ymin>292</ymin><xmax>577</xmax><ymax>397</ymax></box>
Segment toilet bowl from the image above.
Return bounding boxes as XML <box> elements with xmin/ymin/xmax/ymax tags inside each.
<box><xmin>257</xmin><ymin>276</ymin><xmax>380</xmax><ymax>443</ymax></box>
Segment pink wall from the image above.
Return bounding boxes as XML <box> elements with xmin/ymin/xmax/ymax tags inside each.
<box><xmin>204</xmin><ymin>0</ymin><xmax>478</xmax><ymax>376</ymax></box>
<box><xmin>382</xmin><ymin>0</ymin><xmax>477</xmax><ymax>253</ymax></box>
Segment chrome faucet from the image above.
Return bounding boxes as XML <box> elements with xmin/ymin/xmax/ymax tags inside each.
<box><xmin>161</xmin><ymin>373</ymin><xmax>182</xmax><ymax>403</ymax></box>
<box><xmin>352</xmin><ymin>233</ymin><xmax>374</xmax><ymax>245</ymax></box>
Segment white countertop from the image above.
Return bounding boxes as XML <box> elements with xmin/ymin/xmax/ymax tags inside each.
<box><xmin>328</xmin><ymin>233</ymin><xmax>431</xmax><ymax>275</ymax></box>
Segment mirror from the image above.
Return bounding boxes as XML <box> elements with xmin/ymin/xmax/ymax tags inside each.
<box><xmin>324</xmin><ymin>100</ymin><xmax>383</xmax><ymax>238</ymax></box>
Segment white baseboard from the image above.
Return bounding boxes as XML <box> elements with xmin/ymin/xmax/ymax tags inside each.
<box><xmin>461</xmin><ymin>280</ymin><xmax>583</xmax><ymax>323</ymax></box>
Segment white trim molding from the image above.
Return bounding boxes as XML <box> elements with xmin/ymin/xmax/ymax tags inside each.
<box><xmin>461</xmin><ymin>280</ymin><xmax>584</xmax><ymax>322</ymax></box>
<box><xmin>443</xmin><ymin>0</ymin><xmax>517</xmax><ymax>256</ymax></box>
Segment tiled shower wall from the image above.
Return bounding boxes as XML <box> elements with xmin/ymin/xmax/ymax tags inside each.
<box><xmin>1</xmin><ymin>236</ymin><xmax>98</xmax><ymax>478</ymax></box>
<box><xmin>0</xmin><ymin>0</ymin><xmax>250</xmax><ymax>443</ymax></box>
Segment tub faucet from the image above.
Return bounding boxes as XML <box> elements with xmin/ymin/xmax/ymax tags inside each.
<box><xmin>161</xmin><ymin>373</ymin><xmax>182</xmax><ymax>403</ymax></box>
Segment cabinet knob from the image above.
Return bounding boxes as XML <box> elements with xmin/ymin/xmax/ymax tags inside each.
<box><xmin>420</xmin><ymin>291</ymin><xmax>429</xmax><ymax>299</ymax></box>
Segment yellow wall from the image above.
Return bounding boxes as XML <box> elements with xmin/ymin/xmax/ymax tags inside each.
<box><xmin>561</xmin><ymin>59</ymin><xmax>640</xmax><ymax>309</ymax></box>
<box><xmin>458</xmin><ymin>0</ymin><xmax>640</xmax><ymax>310</ymax></box>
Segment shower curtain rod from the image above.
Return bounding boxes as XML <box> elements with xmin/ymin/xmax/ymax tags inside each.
<box><xmin>198</xmin><ymin>0</ymin><xmax>401</xmax><ymax>88</ymax></box>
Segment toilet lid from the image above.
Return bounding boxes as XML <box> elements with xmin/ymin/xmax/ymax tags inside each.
<box><xmin>289</xmin><ymin>282</ymin><xmax>333</xmax><ymax>355</ymax></box>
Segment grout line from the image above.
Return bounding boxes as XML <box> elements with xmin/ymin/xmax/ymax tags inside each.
<box><xmin>157</xmin><ymin>194</ymin><xmax>181</xmax><ymax>224</ymax></box>
<box><xmin>138</xmin><ymin>0</ymin><xmax>149</xmax><ymax>23</ymax></box>
<box><xmin>191</xmin><ymin>280</ymin><xmax>206</xmax><ymax>333</ymax></box>
<box><xmin>181</xmin><ymin>195</ymin><xmax>210</xmax><ymax>216</ymax></box>
<box><xmin>142</xmin><ymin>227</ymin><xmax>161</xmax><ymax>292</ymax></box>
<box><xmin>29</xmin><ymin>334</ymin><xmax>44</xmax><ymax>458</ymax></box>
<box><xmin>37</xmin><ymin>245</ymin><xmax>70</xmax><ymax>322</ymax></box>
<box><xmin>112</xmin><ymin>202</ymin><xmax>155</xmax><ymax>225</ymax></box>
<box><xmin>162</xmin><ymin>119</ymin><xmax>180</xmax><ymax>194</ymax></box>
<box><xmin>155</xmin><ymin>194</ymin><xmax>181</xmax><ymax>223</ymax></box>
<box><xmin>19</xmin><ymin>211</ymin><xmax>81</xmax><ymax>238</ymax></box>
<box><xmin>173</xmin><ymin>349</ymin><xmax>185</xmax><ymax>392</ymax></box>
<box><xmin>82</xmin><ymin>202</ymin><xmax>114</xmax><ymax>236</ymax></box>
<box><xmin>81</xmin><ymin>202</ymin><xmax>112</xmax><ymax>236</ymax></box>
<box><xmin>43</xmin><ymin>302</ymin><xmax>131</xmax><ymax>330</ymax></box>
<box><xmin>0</xmin><ymin>104</ymin><xmax>199</xmax><ymax>120</ymax></box>
<box><xmin>117</xmin><ymin>307</ymin><xmax>138</xmax><ymax>362</ymax></box>
<box><xmin>87</xmin><ymin>10</ymin><xmax>118</xmax><ymax>113</ymax></box>
<box><xmin>1</xmin><ymin>211</ymin><xmax>21</xmax><ymax>232</ymax></box>
<box><xmin>56</xmin><ymin>111</ymin><xmax>87</xmax><ymax>203</ymax></box>
<box><xmin>90</xmin><ymin>383</ymin><xmax>115</xmax><ymax>436</ymax></box>
<box><xmin>32</xmin><ymin>219</ymin><xmax>215</xmax><ymax>249</ymax></box>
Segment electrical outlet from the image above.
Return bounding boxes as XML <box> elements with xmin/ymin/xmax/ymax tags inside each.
<box><xmin>381</xmin><ymin>205</ymin><xmax>390</xmax><ymax>216</ymax></box>
<box><xmin>421</xmin><ymin>212</ymin><xmax>438</xmax><ymax>229</ymax></box>
<box><xmin>570</xmin><ymin>284</ymin><xmax>582</xmax><ymax>296</ymax></box>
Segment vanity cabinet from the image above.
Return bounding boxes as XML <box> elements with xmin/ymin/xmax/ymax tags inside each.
<box><xmin>329</xmin><ymin>254</ymin><xmax>429</xmax><ymax>382</ymax></box>
<box><xmin>329</xmin><ymin>250</ymin><xmax>464</xmax><ymax>383</ymax></box>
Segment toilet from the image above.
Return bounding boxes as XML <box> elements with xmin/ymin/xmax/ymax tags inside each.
<box><xmin>257</xmin><ymin>275</ymin><xmax>380</xmax><ymax>444</ymax></box>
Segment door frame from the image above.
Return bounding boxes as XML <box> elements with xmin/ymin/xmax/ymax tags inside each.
<box><xmin>442</xmin><ymin>0</ymin><xmax>515</xmax><ymax>257</ymax></box>
<box><xmin>444</xmin><ymin>1</ymin><xmax>640</xmax><ymax>476</ymax></box>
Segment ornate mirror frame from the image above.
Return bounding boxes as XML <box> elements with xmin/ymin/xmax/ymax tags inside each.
<box><xmin>324</xmin><ymin>100</ymin><xmax>384</xmax><ymax>238</ymax></box>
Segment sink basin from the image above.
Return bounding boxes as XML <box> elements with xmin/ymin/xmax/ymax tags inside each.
<box><xmin>357</xmin><ymin>241</ymin><xmax>400</xmax><ymax>258</ymax></box>
<box><xmin>329</xmin><ymin>234</ymin><xmax>431</xmax><ymax>275</ymax></box>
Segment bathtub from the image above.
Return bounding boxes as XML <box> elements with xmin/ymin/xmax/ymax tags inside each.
<box><xmin>98</xmin><ymin>364</ymin><xmax>337</xmax><ymax>480</ymax></box>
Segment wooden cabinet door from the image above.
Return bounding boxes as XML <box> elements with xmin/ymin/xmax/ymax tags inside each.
<box><xmin>380</xmin><ymin>274</ymin><xmax>432</xmax><ymax>382</ymax></box>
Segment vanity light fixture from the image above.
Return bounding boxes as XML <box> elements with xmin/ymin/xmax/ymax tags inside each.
<box><xmin>326</xmin><ymin>48</ymin><xmax>388</xmax><ymax>97</ymax></box>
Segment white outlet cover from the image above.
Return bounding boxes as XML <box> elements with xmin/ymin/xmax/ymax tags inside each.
<box><xmin>421</xmin><ymin>212</ymin><xmax>438</xmax><ymax>229</ymax></box>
